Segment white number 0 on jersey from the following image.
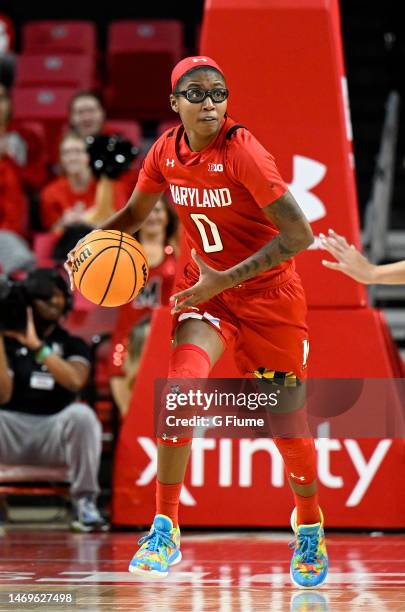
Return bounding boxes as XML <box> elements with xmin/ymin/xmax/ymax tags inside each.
<box><xmin>190</xmin><ymin>213</ymin><xmax>224</xmax><ymax>253</ymax></box>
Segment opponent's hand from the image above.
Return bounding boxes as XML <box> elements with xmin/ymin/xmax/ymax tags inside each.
<box><xmin>170</xmin><ymin>249</ymin><xmax>230</xmax><ymax>314</ymax></box>
<box><xmin>64</xmin><ymin>229</ymin><xmax>98</xmax><ymax>290</ymax></box>
<box><xmin>320</xmin><ymin>229</ymin><xmax>376</xmax><ymax>284</ymax></box>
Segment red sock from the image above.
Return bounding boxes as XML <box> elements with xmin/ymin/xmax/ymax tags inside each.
<box><xmin>295</xmin><ymin>490</ymin><xmax>320</xmax><ymax>525</ymax></box>
<box><xmin>156</xmin><ymin>481</ymin><xmax>182</xmax><ymax>527</ymax></box>
<box><xmin>273</xmin><ymin>435</ymin><xmax>320</xmax><ymax>525</ymax></box>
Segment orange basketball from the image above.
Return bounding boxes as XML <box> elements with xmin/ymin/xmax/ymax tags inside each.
<box><xmin>72</xmin><ymin>230</ymin><xmax>149</xmax><ymax>307</ymax></box>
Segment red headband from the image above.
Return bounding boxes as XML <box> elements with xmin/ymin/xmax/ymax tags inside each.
<box><xmin>171</xmin><ymin>56</ymin><xmax>224</xmax><ymax>92</ymax></box>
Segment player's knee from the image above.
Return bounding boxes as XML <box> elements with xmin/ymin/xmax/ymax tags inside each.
<box><xmin>169</xmin><ymin>344</ymin><xmax>211</xmax><ymax>379</ymax></box>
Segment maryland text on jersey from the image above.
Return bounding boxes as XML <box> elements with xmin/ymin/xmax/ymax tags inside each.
<box><xmin>169</xmin><ymin>184</ymin><xmax>232</xmax><ymax>208</ymax></box>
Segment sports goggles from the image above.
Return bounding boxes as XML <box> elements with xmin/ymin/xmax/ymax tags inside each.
<box><xmin>175</xmin><ymin>87</ymin><xmax>229</xmax><ymax>104</ymax></box>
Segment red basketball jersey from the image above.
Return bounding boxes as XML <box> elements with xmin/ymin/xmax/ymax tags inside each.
<box><xmin>137</xmin><ymin>116</ymin><xmax>292</xmax><ymax>288</ymax></box>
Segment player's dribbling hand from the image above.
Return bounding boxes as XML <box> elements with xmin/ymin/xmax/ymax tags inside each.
<box><xmin>64</xmin><ymin>229</ymin><xmax>98</xmax><ymax>291</ymax></box>
<box><xmin>170</xmin><ymin>249</ymin><xmax>230</xmax><ymax>314</ymax></box>
<box><xmin>320</xmin><ymin>229</ymin><xmax>376</xmax><ymax>284</ymax></box>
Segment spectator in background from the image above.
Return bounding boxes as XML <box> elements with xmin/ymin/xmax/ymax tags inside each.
<box><xmin>0</xmin><ymin>83</ymin><xmax>35</xmax><ymax>274</ymax></box>
<box><xmin>0</xmin><ymin>14</ymin><xmax>15</xmax><ymax>88</ymax></box>
<box><xmin>0</xmin><ymin>83</ymin><xmax>48</xmax><ymax>193</ymax></box>
<box><xmin>0</xmin><ymin>230</ymin><xmax>35</xmax><ymax>276</ymax></box>
<box><xmin>68</xmin><ymin>90</ymin><xmax>140</xmax><ymax>197</ymax></box>
<box><xmin>0</xmin><ymin>146</ymin><xmax>28</xmax><ymax>236</ymax></box>
<box><xmin>40</xmin><ymin>132</ymin><xmax>128</xmax><ymax>259</ymax></box>
<box><xmin>0</xmin><ymin>268</ymin><xmax>108</xmax><ymax>532</ymax></box>
<box><xmin>110</xmin><ymin>196</ymin><xmax>178</xmax><ymax>416</ymax></box>
<box><xmin>69</xmin><ymin>91</ymin><xmax>106</xmax><ymax>140</ymax></box>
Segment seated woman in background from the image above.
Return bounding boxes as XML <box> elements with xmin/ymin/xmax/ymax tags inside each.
<box><xmin>39</xmin><ymin>132</ymin><xmax>128</xmax><ymax>259</ymax></box>
<box><xmin>109</xmin><ymin>196</ymin><xmax>178</xmax><ymax>417</ymax></box>
<box><xmin>0</xmin><ymin>82</ymin><xmax>48</xmax><ymax>193</ymax></box>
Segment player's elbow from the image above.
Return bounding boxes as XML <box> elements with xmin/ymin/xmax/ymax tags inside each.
<box><xmin>299</xmin><ymin>227</ymin><xmax>314</xmax><ymax>250</ymax></box>
<box><xmin>293</xmin><ymin>222</ymin><xmax>314</xmax><ymax>251</ymax></box>
<box><xmin>283</xmin><ymin>225</ymin><xmax>313</xmax><ymax>254</ymax></box>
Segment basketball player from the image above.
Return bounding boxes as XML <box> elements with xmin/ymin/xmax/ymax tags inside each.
<box><xmin>66</xmin><ymin>56</ymin><xmax>328</xmax><ymax>588</ymax></box>
<box><xmin>321</xmin><ymin>228</ymin><xmax>405</xmax><ymax>284</ymax></box>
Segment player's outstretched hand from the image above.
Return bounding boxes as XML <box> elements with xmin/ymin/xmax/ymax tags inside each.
<box><xmin>170</xmin><ymin>249</ymin><xmax>230</xmax><ymax>314</ymax></box>
<box><xmin>64</xmin><ymin>229</ymin><xmax>98</xmax><ymax>291</ymax></box>
<box><xmin>320</xmin><ymin>229</ymin><xmax>376</xmax><ymax>284</ymax></box>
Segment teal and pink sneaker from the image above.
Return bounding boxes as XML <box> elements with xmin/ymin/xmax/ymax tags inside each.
<box><xmin>128</xmin><ymin>514</ymin><xmax>182</xmax><ymax>577</ymax></box>
<box><xmin>289</xmin><ymin>507</ymin><xmax>328</xmax><ymax>588</ymax></box>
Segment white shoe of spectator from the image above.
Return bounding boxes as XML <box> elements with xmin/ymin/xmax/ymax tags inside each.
<box><xmin>70</xmin><ymin>496</ymin><xmax>109</xmax><ymax>533</ymax></box>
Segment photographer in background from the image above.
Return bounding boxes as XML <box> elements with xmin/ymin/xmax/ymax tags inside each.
<box><xmin>0</xmin><ymin>268</ymin><xmax>108</xmax><ymax>532</ymax></box>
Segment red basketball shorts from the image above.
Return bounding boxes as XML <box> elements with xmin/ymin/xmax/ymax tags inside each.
<box><xmin>172</xmin><ymin>268</ymin><xmax>309</xmax><ymax>379</ymax></box>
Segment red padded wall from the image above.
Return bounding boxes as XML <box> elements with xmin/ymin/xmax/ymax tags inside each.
<box><xmin>201</xmin><ymin>0</ymin><xmax>366</xmax><ymax>307</ymax></box>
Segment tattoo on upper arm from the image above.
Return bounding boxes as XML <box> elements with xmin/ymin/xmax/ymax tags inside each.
<box><xmin>265</xmin><ymin>192</ymin><xmax>304</xmax><ymax>224</ymax></box>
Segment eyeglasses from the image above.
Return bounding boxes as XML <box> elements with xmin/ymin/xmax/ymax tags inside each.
<box><xmin>174</xmin><ymin>87</ymin><xmax>229</xmax><ymax>104</ymax></box>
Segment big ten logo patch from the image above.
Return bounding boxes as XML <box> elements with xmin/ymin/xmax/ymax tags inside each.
<box><xmin>72</xmin><ymin>247</ymin><xmax>92</xmax><ymax>273</ymax></box>
<box><xmin>208</xmin><ymin>163</ymin><xmax>223</xmax><ymax>172</ymax></box>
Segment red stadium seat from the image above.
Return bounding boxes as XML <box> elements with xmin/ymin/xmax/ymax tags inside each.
<box><xmin>106</xmin><ymin>20</ymin><xmax>183</xmax><ymax>120</ymax></box>
<box><xmin>12</xmin><ymin>86</ymin><xmax>75</xmax><ymax>121</ymax></box>
<box><xmin>22</xmin><ymin>21</ymin><xmax>96</xmax><ymax>55</ymax></box>
<box><xmin>15</xmin><ymin>54</ymin><xmax>95</xmax><ymax>89</ymax></box>
<box><xmin>105</xmin><ymin>120</ymin><xmax>142</xmax><ymax>147</ymax></box>
<box><xmin>11</xmin><ymin>87</ymin><xmax>76</xmax><ymax>164</ymax></box>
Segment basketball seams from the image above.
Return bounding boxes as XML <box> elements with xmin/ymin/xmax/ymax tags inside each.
<box><xmin>77</xmin><ymin>245</ymin><xmax>119</xmax><ymax>291</ymax></box>
<box><xmin>99</xmin><ymin>232</ymin><xmax>124</xmax><ymax>306</ymax></box>
<box><xmin>76</xmin><ymin>235</ymin><xmax>147</xmax><ymax>259</ymax></box>
<box><xmin>123</xmin><ymin>248</ymin><xmax>138</xmax><ymax>303</ymax></box>
<box><xmin>73</xmin><ymin>231</ymin><xmax>149</xmax><ymax>307</ymax></box>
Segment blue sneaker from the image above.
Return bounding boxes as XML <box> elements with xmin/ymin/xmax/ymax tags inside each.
<box><xmin>289</xmin><ymin>508</ymin><xmax>328</xmax><ymax>588</ymax></box>
<box><xmin>128</xmin><ymin>514</ymin><xmax>182</xmax><ymax>577</ymax></box>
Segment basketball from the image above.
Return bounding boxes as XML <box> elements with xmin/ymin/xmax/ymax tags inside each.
<box><xmin>72</xmin><ymin>229</ymin><xmax>149</xmax><ymax>307</ymax></box>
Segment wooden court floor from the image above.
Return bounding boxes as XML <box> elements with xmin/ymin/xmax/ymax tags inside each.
<box><xmin>0</xmin><ymin>528</ymin><xmax>404</xmax><ymax>611</ymax></box>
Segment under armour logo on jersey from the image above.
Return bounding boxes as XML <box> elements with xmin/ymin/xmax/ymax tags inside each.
<box><xmin>192</xmin><ymin>57</ymin><xmax>208</xmax><ymax>63</ymax></box>
<box><xmin>166</xmin><ymin>158</ymin><xmax>175</xmax><ymax>167</ymax></box>
<box><xmin>208</xmin><ymin>163</ymin><xmax>223</xmax><ymax>172</ymax></box>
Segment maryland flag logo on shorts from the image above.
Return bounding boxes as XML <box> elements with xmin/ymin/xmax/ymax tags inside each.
<box><xmin>253</xmin><ymin>368</ymin><xmax>300</xmax><ymax>387</ymax></box>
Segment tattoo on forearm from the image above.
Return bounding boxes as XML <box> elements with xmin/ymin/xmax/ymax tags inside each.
<box><xmin>278</xmin><ymin>238</ymin><xmax>296</xmax><ymax>256</ymax></box>
<box><xmin>227</xmin><ymin>235</ymin><xmax>303</xmax><ymax>286</ymax></box>
<box><xmin>225</xmin><ymin>191</ymin><xmax>313</xmax><ymax>287</ymax></box>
